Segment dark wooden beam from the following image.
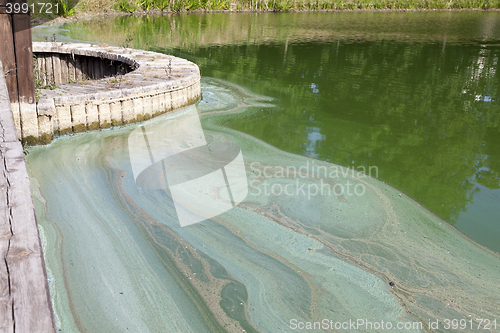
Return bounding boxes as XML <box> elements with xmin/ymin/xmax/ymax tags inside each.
<box><xmin>12</xmin><ymin>10</ymin><xmax>35</xmax><ymax>104</ymax></box>
<box><xmin>0</xmin><ymin>13</ymin><xmax>18</xmax><ymax>104</ymax></box>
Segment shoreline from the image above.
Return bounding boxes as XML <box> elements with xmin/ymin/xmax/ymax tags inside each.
<box><xmin>34</xmin><ymin>7</ymin><xmax>500</xmax><ymax>27</ymax></box>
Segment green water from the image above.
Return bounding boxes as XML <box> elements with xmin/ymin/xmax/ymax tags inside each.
<box><xmin>35</xmin><ymin>12</ymin><xmax>500</xmax><ymax>253</ymax></box>
<box><xmin>28</xmin><ymin>78</ymin><xmax>500</xmax><ymax>332</ymax></box>
<box><xmin>28</xmin><ymin>12</ymin><xmax>500</xmax><ymax>333</ymax></box>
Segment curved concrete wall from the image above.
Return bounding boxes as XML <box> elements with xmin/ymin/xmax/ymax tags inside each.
<box><xmin>23</xmin><ymin>42</ymin><xmax>201</xmax><ymax>145</ymax></box>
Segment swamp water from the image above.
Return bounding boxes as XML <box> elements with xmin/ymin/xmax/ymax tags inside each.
<box><xmin>29</xmin><ymin>12</ymin><xmax>500</xmax><ymax>332</ymax></box>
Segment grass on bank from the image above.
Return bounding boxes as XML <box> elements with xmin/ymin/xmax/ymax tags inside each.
<box><xmin>122</xmin><ymin>0</ymin><xmax>500</xmax><ymax>11</ymax></box>
<box><xmin>29</xmin><ymin>0</ymin><xmax>500</xmax><ymax>26</ymax></box>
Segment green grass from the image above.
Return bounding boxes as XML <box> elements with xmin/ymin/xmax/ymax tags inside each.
<box><xmin>114</xmin><ymin>0</ymin><xmax>500</xmax><ymax>12</ymax></box>
<box><xmin>29</xmin><ymin>0</ymin><xmax>500</xmax><ymax>24</ymax></box>
<box><xmin>58</xmin><ymin>0</ymin><xmax>75</xmax><ymax>16</ymax></box>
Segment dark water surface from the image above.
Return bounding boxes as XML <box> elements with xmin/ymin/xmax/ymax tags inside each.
<box><xmin>35</xmin><ymin>12</ymin><xmax>500</xmax><ymax>250</ymax></box>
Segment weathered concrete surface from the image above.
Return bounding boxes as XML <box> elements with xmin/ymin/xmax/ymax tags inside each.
<box><xmin>29</xmin><ymin>43</ymin><xmax>201</xmax><ymax>145</ymax></box>
<box><xmin>0</xmin><ymin>61</ymin><xmax>56</xmax><ymax>332</ymax></box>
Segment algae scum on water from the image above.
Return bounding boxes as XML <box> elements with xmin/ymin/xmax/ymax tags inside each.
<box><xmin>29</xmin><ymin>11</ymin><xmax>500</xmax><ymax>333</ymax></box>
<box><xmin>41</xmin><ymin>11</ymin><xmax>500</xmax><ymax>252</ymax></box>
<box><xmin>27</xmin><ymin>78</ymin><xmax>500</xmax><ymax>332</ymax></box>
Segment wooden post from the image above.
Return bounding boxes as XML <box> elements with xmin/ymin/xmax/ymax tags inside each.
<box><xmin>0</xmin><ymin>0</ymin><xmax>37</xmax><ymax>143</ymax></box>
<box><xmin>13</xmin><ymin>4</ymin><xmax>37</xmax><ymax>144</ymax></box>
<box><xmin>0</xmin><ymin>2</ymin><xmax>20</xmax><ymax>135</ymax></box>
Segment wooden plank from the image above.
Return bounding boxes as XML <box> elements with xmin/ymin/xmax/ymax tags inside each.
<box><xmin>81</xmin><ymin>56</ymin><xmax>88</xmax><ymax>79</ymax></box>
<box><xmin>92</xmin><ymin>57</ymin><xmax>100</xmax><ymax>80</ymax></box>
<box><xmin>75</xmin><ymin>55</ymin><xmax>83</xmax><ymax>81</ymax></box>
<box><xmin>0</xmin><ymin>147</ymin><xmax>14</xmax><ymax>332</ymax></box>
<box><xmin>75</xmin><ymin>56</ymin><xmax>83</xmax><ymax>81</ymax></box>
<box><xmin>88</xmin><ymin>58</ymin><xmax>94</xmax><ymax>79</ymax></box>
<box><xmin>104</xmin><ymin>58</ymin><xmax>108</xmax><ymax>78</ymax></box>
<box><xmin>38</xmin><ymin>54</ymin><xmax>46</xmax><ymax>87</ymax></box>
<box><xmin>52</xmin><ymin>55</ymin><xmax>62</xmax><ymax>84</ymax></box>
<box><xmin>12</xmin><ymin>12</ymin><xmax>35</xmax><ymax>105</ymax></box>
<box><xmin>36</xmin><ymin>55</ymin><xmax>42</xmax><ymax>86</ymax></box>
<box><xmin>0</xmin><ymin>60</ymin><xmax>56</xmax><ymax>332</ymax></box>
<box><xmin>2</xmin><ymin>142</ymin><xmax>56</xmax><ymax>332</ymax></box>
<box><xmin>44</xmin><ymin>53</ymin><xmax>53</xmax><ymax>85</ymax></box>
<box><xmin>0</xmin><ymin>14</ymin><xmax>18</xmax><ymax>104</ymax></box>
<box><xmin>100</xmin><ymin>58</ymin><xmax>105</xmax><ymax>78</ymax></box>
<box><xmin>68</xmin><ymin>53</ymin><xmax>76</xmax><ymax>82</ymax></box>
<box><xmin>60</xmin><ymin>54</ymin><xmax>68</xmax><ymax>83</ymax></box>
<box><xmin>12</xmin><ymin>10</ymin><xmax>38</xmax><ymax>140</ymax></box>
<box><xmin>0</xmin><ymin>58</ymin><xmax>15</xmax><ymax>331</ymax></box>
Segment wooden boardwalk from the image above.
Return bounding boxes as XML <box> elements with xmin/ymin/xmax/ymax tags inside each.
<box><xmin>0</xmin><ymin>61</ymin><xmax>55</xmax><ymax>332</ymax></box>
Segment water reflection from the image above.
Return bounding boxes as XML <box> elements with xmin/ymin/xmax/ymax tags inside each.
<box><xmin>304</xmin><ymin>127</ymin><xmax>324</xmax><ymax>158</ymax></box>
<box><xmin>33</xmin><ymin>12</ymin><xmax>500</xmax><ymax>251</ymax></box>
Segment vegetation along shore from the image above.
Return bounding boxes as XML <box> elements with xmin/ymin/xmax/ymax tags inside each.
<box><xmin>30</xmin><ymin>0</ymin><xmax>500</xmax><ymax>27</ymax></box>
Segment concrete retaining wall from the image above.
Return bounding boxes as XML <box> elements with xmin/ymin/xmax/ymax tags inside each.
<box><xmin>24</xmin><ymin>42</ymin><xmax>201</xmax><ymax>145</ymax></box>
